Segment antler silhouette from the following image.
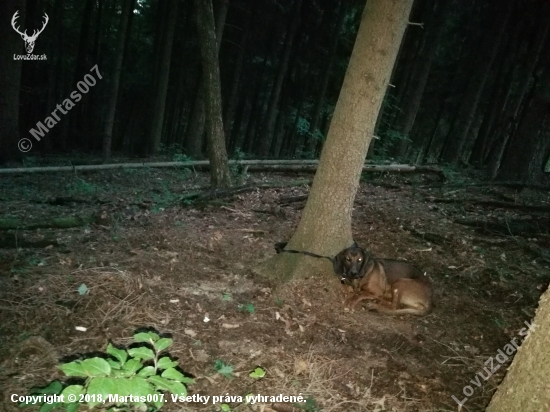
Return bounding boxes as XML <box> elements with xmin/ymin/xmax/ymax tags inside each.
<box><xmin>11</xmin><ymin>11</ymin><xmax>49</xmax><ymax>54</ymax></box>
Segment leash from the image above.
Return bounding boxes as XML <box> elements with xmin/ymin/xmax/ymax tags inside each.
<box><xmin>274</xmin><ymin>242</ymin><xmax>335</xmax><ymax>263</ymax></box>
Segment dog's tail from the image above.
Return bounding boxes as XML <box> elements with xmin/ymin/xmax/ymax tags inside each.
<box><xmin>374</xmin><ymin>305</ymin><xmax>432</xmax><ymax>316</ymax></box>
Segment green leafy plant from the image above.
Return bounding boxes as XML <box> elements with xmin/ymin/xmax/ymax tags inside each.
<box><xmin>295</xmin><ymin>396</ymin><xmax>320</xmax><ymax>412</ymax></box>
<box><xmin>249</xmin><ymin>367</ymin><xmax>266</xmax><ymax>379</ymax></box>
<box><xmin>229</xmin><ymin>149</ymin><xmax>249</xmax><ymax>184</ymax></box>
<box><xmin>152</xmin><ymin>181</ymin><xmax>180</xmax><ymax>211</ymax></box>
<box><xmin>214</xmin><ymin>359</ymin><xmax>234</xmax><ymax>379</ymax></box>
<box><xmin>68</xmin><ymin>178</ymin><xmax>97</xmax><ymax>195</ymax></box>
<box><xmin>77</xmin><ymin>284</ymin><xmax>88</xmax><ymax>295</ymax></box>
<box><xmin>20</xmin><ymin>331</ymin><xmax>193</xmax><ymax>411</ymax></box>
<box><xmin>237</xmin><ymin>303</ymin><xmax>255</xmax><ymax>314</ymax></box>
<box><xmin>173</xmin><ymin>153</ymin><xmax>191</xmax><ymax>163</ymax></box>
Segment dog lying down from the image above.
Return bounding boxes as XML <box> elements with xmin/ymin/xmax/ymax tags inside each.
<box><xmin>275</xmin><ymin>242</ymin><xmax>433</xmax><ymax>316</ymax></box>
<box><xmin>334</xmin><ymin>245</ymin><xmax>433</xmax><ymax>316</ymax></box>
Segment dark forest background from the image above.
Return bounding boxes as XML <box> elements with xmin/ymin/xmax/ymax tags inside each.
<box><xmin>1</xmin><ymin>0</ymin><xmax>550</xmax><ymax>183</ymax></box>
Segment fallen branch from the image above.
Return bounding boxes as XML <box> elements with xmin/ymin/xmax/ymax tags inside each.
<box><xmin>0</xmin><ymin>160</ymin><xmax>319</xmax><ymax>174</ymax></box>
<box><xmin>0</xmin><ymin>161</ymin><xmax>445</xmax><ymax>180</ymax></box>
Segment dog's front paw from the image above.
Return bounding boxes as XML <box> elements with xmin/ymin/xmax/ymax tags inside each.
<box><xmin>344</xmin><ymin>297</ymin><xmax>358</xmax><ymax>311</ymax></box>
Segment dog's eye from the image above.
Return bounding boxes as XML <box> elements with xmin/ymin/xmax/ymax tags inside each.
<box><xmin>346</xmin><ymin>257</ymin><xmax>351</xmax><ymax>262</ymax></box>
<box><xmin>358</xmin><ymin>258</ymin><xmax>362</xmax><ymax>262</ymax></box>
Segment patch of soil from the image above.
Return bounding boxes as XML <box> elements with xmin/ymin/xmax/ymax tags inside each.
<box><xmin>1</xmin><ymin>164</ymin><xmax>549</xmax><ymax>412</ymax></box>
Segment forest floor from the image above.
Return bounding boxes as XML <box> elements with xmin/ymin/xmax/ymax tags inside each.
<box><xmin>1</xmin><ymin>157</ymin><xmax>549</xmax><ymax>412</ymax></box>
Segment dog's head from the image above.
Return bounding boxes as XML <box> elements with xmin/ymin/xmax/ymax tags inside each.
<box><xmin>333</xmin><ymin>245</ymin><xmax>370</xmax><ymax>283</ymax></box>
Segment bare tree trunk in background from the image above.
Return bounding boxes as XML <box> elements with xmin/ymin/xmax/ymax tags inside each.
<box><xmin>468</xmin><ymin>14</ymin><xmax>522</xmax><ymax>166</ymax></box>
<box><xmin>0</xmin><ymin>0</ymin><xmax>25</xmax><ymax>164</ymax></box>
<box><xmin>68</xmin><ymin>0</ymin><xmax>95</xmax><ymax>150</ymax></box>
<box><xmin>306</xmin><ymin>0</ymin><xmax>346</xmax><ymax>154</ymax></box>
<box><xmin>396</xmin><ymin>0</ymin><xmax>446</xmax><ymax>159</ymax></box>
<box><xmin>489</xmin><ymin>1</ymin><xmax>550</xmax><ymax>179</ymax></box>
<box><xmin>102</xmin><ymin>0</ymin><xmax>134</xmax><ymax>160</ymax></box>
<box><xmin>257</xmin><ymin>0</ymin><xmax>303</xmax><ymax>157</ymax></box>
<box><xmin>185</xmin><ymin>0</ymin><xmax>228</xmax><ymax>158</ymax></box>
<box><xmin>272</xmin><ymin>96</ymin><xmax>290</xmax><ymax>157</ymax></box>
<box><xmin>194</xmin><ymin>0</ymin><xmax>232</xmax><ymax>188</ymax></box>
<box><xmin>224</xmin><ymin>8</ymin><xmax>253</xmax><ymax>146</ymax></box>
<box><xmin>255</xmin><ymin>0</ymin><xmax>414</xmax><ymax>282</ymax></box>
<box><xmin>147</xmin><ymin>0</ymin><xmax>178</xmax><ymax>154</ymax></box>
<box><xmin>232</xmin><ymin>93</ymin><xmax>252</xmax><ymax>153</ymax></box>
<box><xmin>440</xmin><ymin>0</ymin><xmax>513</xmax><ymax>164</ymax></box>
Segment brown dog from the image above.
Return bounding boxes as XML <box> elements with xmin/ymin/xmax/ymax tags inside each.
<box><xmin>334</xmin><ymin>246</ymin><xmax>433</xmax><ymax>316</ymax></box>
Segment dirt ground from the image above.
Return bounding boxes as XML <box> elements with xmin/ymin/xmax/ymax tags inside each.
<box><xmin>1</xmin><ymin>160</ymin><xmax>549</xmax><ymax>412</ymax></box>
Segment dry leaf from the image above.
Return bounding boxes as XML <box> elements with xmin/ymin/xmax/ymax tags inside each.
<box><xmin>222</xmin><ymin>323</ymin><xmax>240</xmax><ymax>329</ymax></box>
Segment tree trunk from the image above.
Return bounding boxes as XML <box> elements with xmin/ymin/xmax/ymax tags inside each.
<box><xmin>102</xmin><ymin>0</ymin><xmax>133</xmax><ymax>160</ymax></box>
<box><xmin>468</xmin><ymin>9</ymin><xmax>523</xmax><ymax>166</ymax></box>
<box><xmin>147</xmin><ymin>0</ymin><xmax>178</xmax><ymax>154</ymax></box>
<box><xmin>272</xmin><ymin>96</ymin><xmax>290</xmax><ymax>157</ymax></box>
<box><xmin>224</xmin><ymin>7</ymin><xmax>253</xmax><ymax>144</ymax></box>
<box><xmin>231</xmin><ymin>93</ymin><xmax>252</xmax><ymax>154</ymax></box>
<box><xmin>396</xmin><ymin>0</ymin><xmax>446</xmax><ymax>158</ymax></box>
<box><xmin>194</xmin><ymin>0</ymin><xmax>232</xmax><ymax>188</ymax></box>
<box><xmin>184</xmin><ymin>0</ymin><xmax>228</xmax><ymax>158</ymax></box>
<box><xmin>257</xmin><ymin>0</ymin><xmax>303</xmax><ymax>157</ymax></box>
<box><xmin>440</xmin><ymin>0</ymin><xmax>513</xmax><ymax>164</ymax></box>
<box><xmin>254</xmin><ymin>0</ymin><xmax>414</xmax><ymax>282</ymax></box>
<box><xmin>485</xmin><ymin>286</ymin><xmax>550</xmax><ymax>411</ymax></box>
<box><xmin>68</xmin><ymin>0</ymin><xmax>95</xmax><ymax>149</ymax></box>
<box><xmin>306</xmin><ymin>0</ymin><xmax>346</xmax><ymax>154</ymax></box>
<box><xmin>0</xmin><ymin>0</ymin><xmax>25</xmax><ymax>164</ymax></box>
<box><xmin>490</xmin><ymin>1</ymin><xmax>550</xmax><ymax>178</ymax></box>
<box><xmin>497</xmin><ymin>78</ymin><xmax>550</xmax><ymax>182</ymax></box>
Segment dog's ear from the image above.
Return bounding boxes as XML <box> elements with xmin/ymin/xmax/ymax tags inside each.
<box><xmin>358</xmin><ymin>249</ymin><xmax>373</xmax><ymax>277</ymax></box>
<box><xmin>333</xmin><ymin>249</ymin><xmax>346</xmax><ymax>276</ymax></box>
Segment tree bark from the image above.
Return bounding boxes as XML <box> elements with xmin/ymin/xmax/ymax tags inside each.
<box><xmin>486</xmin><ymin>286</ymin><xmax>550</xmax><ymax>411</ymax></box>
<box><xmin>254</xmin><ymin>0</ymin><xmax>414</xmax><ymax>282</ymax></box>
<box><xmin>0</xmin><ymin>0</ymin><xmax>25</xmax><ymax>164</ymax></box>
<box><xmin>148</xmin><ymin>0</ymin><xmax>178</xmax><ymax>154</ymax></box>
<box><xmin>257</xmin><ymin>0</ymin><xmax>303</xmax><ymax>157</ymax></box>
<box><xmin>102</xmin><ymin>0</ymin><xmax>134</xmax><ymax>160</ymax></box>
<box><xmin>184</xmin><ymin>0</ymin><xmax>228</xmax><ymax>158</ymax></box>
<box><xmin>194</xmin><ymin>0</ymin><xmax>232</xmax><ymax>188</ymax></box>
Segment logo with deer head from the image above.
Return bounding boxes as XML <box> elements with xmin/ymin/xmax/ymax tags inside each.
<box><xmin>11</xmin><ymin>11</ymin><xmax>49</xmax><ymax>54</ymax></box>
